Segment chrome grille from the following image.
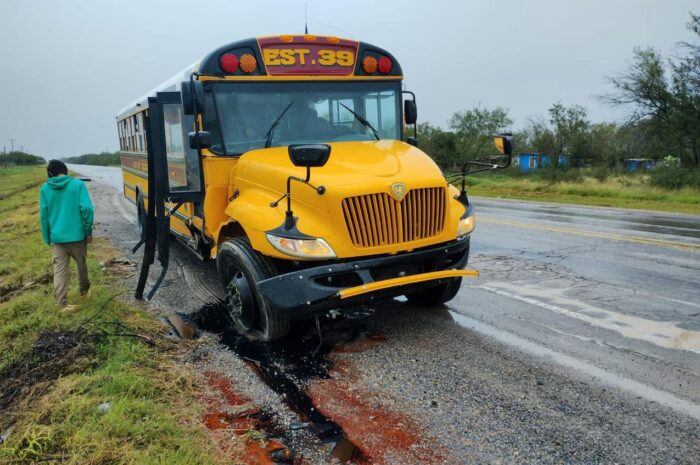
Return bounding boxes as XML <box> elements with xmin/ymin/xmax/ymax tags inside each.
<box><xmin>341</xmin><ymin>187</ymin><xmax>446</xmax><ymax>248</ymax></box>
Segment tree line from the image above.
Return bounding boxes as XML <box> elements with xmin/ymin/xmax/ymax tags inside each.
<box><xmin>418</xmin><ymin>13</ymin><xmax>699</xmax><ymax>172</ymax></box>
<box><xmin>62</xmin><ymin>152</ymin><xmax>121</xmax><ymax>166</ymax></box>
<box><xmin>0</xmin><ymin>151</ymin><xmax>45</xmax><ymax>166</ymax></box>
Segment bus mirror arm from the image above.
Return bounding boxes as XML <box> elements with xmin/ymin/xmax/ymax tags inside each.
<box><xmin>269</xmin><ymin>144</ymin><xmax>330</xmax><ymax>233</ymax></box>
<box><xmin>188</xmin><ymin>131</ymin><xmax>211</xmax><ymax>150</ymax></box>
<box><xmin>269</xmin><ymin>169</ymin><xmax>326</xmax><ymax>230</ymax></box>
<box><xmin>445</xmin><ymin>134</ymin><xmax>513</xmax><ymax>204</ymax></box>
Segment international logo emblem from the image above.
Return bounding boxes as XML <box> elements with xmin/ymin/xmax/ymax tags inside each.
<box><xmin>390</xmin><ymin>182</ymin><xmax>406</xmax><ymax>201</ymax></box>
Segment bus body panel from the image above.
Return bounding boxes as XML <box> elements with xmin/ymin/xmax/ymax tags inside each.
<box><xmin>116</xmin><ymin>35</ymin><xmax>478</xmax><ymax>329</ymax></box>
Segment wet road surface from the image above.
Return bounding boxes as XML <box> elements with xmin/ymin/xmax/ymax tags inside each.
<box><xmin>72</xmin><ymin>164</ymin><xmax>700</xmax><ymax>464</ymax></box>
<box><xmin>464</xmin><ymin>197</ymin><xmax>699</xmax><ymax>413</ymax></box>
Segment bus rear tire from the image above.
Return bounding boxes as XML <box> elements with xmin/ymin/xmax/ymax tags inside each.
<box><xmin>405</xmin><ymin>277</ymin><xmax>462</xmax><ymax>306</ymax></box>
<box><xmin>216</xmin><ymin>238</ymin><xmax>290</xmax><ymax>341</ymax></box>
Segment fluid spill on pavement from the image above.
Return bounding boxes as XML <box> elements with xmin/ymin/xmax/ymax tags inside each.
<box><xmin>189</xmin><ymin>302</ymin><xmax>370</xmax><ymax>464</ymax></box>
<box><xmin>190</xmin><ymin>302</ymin><xmax>462</xmax><ymax>464</ymax></box>
<box><xmin>164</xmin><ymin>314</ymin><xmax>197</xmax><ymax>340</ymax></box>
<box><xmin>203</xmin><ymin>371</ymin><xmax>296</xmax><ymax>464</ymax></box>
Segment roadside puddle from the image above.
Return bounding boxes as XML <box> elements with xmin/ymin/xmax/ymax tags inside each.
<box><xmin>188</xmin><ymin>302</ymin><xmax>455</xmax><ymax>464</ymax></box>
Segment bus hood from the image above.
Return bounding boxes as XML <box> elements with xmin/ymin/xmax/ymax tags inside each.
<box><xmin>233</xmin><ymin>140</ymin><xmax>445</xmax><ymax>190</ymax></box>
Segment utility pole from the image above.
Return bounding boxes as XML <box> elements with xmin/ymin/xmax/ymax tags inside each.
<box><xmin>19</xmin><ymin>145</ymin><xmax>24</xmax><ymax>153</ymax></box>
<box><xmin>9</xmin><ymin>138</ymin><xmax>15</xmax><ymax>152</ymax></box>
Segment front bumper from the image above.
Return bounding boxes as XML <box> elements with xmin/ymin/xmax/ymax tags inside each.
<box><xmin>257</xmin><ymin>237</ymin><xmax>473</xmax><ymax>319</ymax></box>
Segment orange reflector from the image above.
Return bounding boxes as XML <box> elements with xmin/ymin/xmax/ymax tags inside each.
<box><xmin>303</xmin><ymin>34</ymin><xmax>317</xmax><ymax>41</ymax></box>
<box><xmin>362</xmin><ymin>56</ymin><xmax>378</xmax><ymax>74</ymax></box>
<box><xmin>326</xmin><ymin>36</ymin><xmax>340</xmax><ymax>44</ymax></box>
<box><xmin>239</xmin><ymin>54</ymin><xmax>257</xmax><ymax>73</ymax></box>
<box><xmin>279</xmin><ymin>35</ymin><xmax>293</xmax><ymax>42</ymax></box>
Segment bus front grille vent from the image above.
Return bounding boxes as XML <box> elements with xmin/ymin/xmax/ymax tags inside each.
<box><xmin>341</xmin><ymin>187</ymin><xmax>446</xmax><ymax>248</ymax></box>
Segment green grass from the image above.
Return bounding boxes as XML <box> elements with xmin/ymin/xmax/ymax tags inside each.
<box><xmin>462</xmin><ymin>171</ymin><xmax>700</xmax><ymax>214</ymax></box>
<box><xmin>0</xmin><ymin>166</ymin><xmax>225</xmax><ymax>465</ymax></box>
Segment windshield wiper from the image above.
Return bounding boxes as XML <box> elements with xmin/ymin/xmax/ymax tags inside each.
<box><xmin>264</xmin><ymin>100</ymin><xmax>295</xmax><ymax>148</ymax></box>
<box><xmin>340</xmin><ymin>103</ymin><xmax>379</xmax><ymax>140</ymax></box>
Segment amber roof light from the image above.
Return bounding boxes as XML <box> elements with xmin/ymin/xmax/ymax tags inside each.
<box><xmin>362</xmin><ymin>56</ymin><xmax>378</xmax><ymax>74</ymax></box>
<box><xmin>239</xmin><ymin>54</ymin><xmax>257</xmax><ymax>73</ymax></box>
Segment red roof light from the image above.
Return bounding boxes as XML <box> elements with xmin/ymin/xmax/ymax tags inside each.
<box><xmin>377</xmin><ymin>56</ymin><xmax>392</xmax><ymax>74</ymax></box>
<box><xmin>220</xmin><ymin>53</ymin><xmax>239</xmax><ymax>73</ymax></box>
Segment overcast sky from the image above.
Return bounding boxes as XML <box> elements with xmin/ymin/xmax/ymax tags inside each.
<box><xmin>0</xmin><ymin>0</ymin><xmax>696</xmax><ymax>158</ymax></box>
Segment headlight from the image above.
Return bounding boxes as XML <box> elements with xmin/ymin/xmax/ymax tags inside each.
<box><xmin>456</xmin><ymin>215</ymin><xmax>476</xmax><ymax>239</ymax></box>
<box><xmin>266</xmin><ymin>234</ymin><xmax>336</xmax><ymax>259</ymax></box>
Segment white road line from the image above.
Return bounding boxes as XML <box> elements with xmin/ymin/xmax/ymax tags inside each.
<box><xmin>449</xmin><ymin>311</ymin><xmax>700</xmax><ymax>420</ymax></box>
<box><xmin>478</xmin><ymin>284</ymin><xmax>700</xmax><ymax>353</ymax></box>
<box><xmin>655</xmin><ymin>295</ymin><xmax>700</xmax><ymax>310</ymax></box>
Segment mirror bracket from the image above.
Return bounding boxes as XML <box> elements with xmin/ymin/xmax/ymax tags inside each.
<box><xmin>447</xmin><ymin>133</ymin><xmax>513</xmax><ymax>201</ymax></box>
<box><xmin>269</xmin><ymin>144</ymin><xmax>330</xmax><ymax>232</ymax></box>
<box><xmin>188</xmin><ymin>131</ymin><xmax>211</xmax><ymax>150</ymax></box>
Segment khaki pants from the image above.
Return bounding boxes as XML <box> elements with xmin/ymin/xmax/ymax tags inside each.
<box><xmin>52</xmin><ymin>240</ymin><xmax>90</xmax><ymax>307</ymax></box>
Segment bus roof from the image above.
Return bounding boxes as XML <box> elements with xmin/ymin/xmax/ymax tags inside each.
<box><xmin>117</xmin><ymin>35</ymin><xmax>402</xmax><ymax>119</ymax></box>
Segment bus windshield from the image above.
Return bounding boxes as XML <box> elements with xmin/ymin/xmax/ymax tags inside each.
<box><xmin>204</xmin><ymin>81</ymin><xmax>401</xmax><ymax>155</ymax></box>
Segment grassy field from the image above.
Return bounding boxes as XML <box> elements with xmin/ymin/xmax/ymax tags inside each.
<box><xmin>0</xmin><ymin>166</ymin><xmax>226</xmax><ymax>465</ymax></box>
<box><xmin>462</xmin><ymin>171</ymin><xmax>700</xmax><ymax>214</ymax></box>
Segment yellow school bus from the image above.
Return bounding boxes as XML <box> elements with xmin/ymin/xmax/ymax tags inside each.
<box><xmin>116</xmin><ymin>34</ymin><xmax>511</xmax><ymax>341</ymax></box>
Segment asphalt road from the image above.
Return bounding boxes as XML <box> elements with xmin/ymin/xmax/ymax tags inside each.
<box><xmin>70</xmin><ymin>164</ymin><xmax>700</xmax><ymax>464</ymax></box>
<box><xmin>462</xmin><ymin>197</ymin><xmax>700</xmax><ymax>413</ymax></box>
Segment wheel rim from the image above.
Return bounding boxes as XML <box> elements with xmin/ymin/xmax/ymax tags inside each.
<box><xmin>225</xmin><ymin>270</ymin><xmax>257</xmax><ymax>331</ymax></box>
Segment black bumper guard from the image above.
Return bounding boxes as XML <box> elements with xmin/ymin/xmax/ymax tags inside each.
<box><xmin>257</xmin><ymin>237</ymin><xmax>470</xmax><ymax>318</ymax></box>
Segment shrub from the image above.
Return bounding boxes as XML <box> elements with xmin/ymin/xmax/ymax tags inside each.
<box><xmin>649</xmin><ymin>167</ymin><xmax>700</xmax><ymax>190</ymax></box>
<box><xmin>533</xmin><ymin>166</ymin><xmax>583</xmax><ymax>183</ymax></box>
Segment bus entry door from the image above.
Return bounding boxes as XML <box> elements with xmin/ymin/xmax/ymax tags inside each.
<box><xmin>135</xmin><ymin>91</ymin><xmax>204</xmax><ymax>300</ymax></box>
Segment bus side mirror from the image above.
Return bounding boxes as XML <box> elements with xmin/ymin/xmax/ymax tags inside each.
<box><xmin>181</xmin><ymin>80</ymin><xmax>205</xmax><ymax>115</ymax></box>
<box><xmin>288</xmin><ymin>144</ymin><xmax>331</xmax><ymax>168</ymax></box>
<box><xmin>404</xmin><ymin>100</ymin><xmax>417</xmax><ymax>125</ymax></box>
<box><xmin>188</xmin><ymin>131</ymin><xmax>211</xmax><ymax>150</ymax></box>
<box><xmin>494</xmin><ymin>134</ymin><xmax>513</xmax><ymax>157</ymax></box>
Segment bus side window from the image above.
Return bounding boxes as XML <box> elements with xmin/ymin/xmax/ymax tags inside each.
<box><xmin>163</xmin><ymin>104</ymin><xmax>201</xmax><ymax>194</ymax></box>
<box><xmin>202</xmin><ymin>93</ymin><xmax>224</xmax><ymax>154</ymax></box>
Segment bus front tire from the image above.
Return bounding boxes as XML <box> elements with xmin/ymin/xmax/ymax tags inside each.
<box><xmin>405</xmin><ymin>278</ymin><xmax>462</xmax><ymax>306</ymax></box>
<box><xmin>216</xmin><ymin>238</ymin><xmax>289</xmax><ymax>341</ymax></box>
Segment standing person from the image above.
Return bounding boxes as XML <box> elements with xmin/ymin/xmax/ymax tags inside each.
<box><xmin>40</xmin><ymin>160</ymin><xmax>94</xmax><ymax>311</ymax></box>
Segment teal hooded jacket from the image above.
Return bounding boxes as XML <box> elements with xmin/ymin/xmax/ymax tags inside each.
<box><xmin>39</xmin><ymin>176</ymin><xmax>94</xmax><ymax>244</ymax></box>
